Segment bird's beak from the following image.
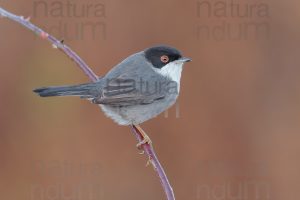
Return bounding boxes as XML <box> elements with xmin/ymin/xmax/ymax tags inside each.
<box><xmin>178</xmin><ymin>57</ymin><xmax>192</xmax><ymax>63</ymax></box>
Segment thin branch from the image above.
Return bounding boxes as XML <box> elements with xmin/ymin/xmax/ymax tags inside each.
<box><xmin>0</xmin><ymin>7</ymin><xmax>98</xmax><ymax>82</ymax></box>
<box><xmin>0</xmin><ymin>6</ymin><xmax>175</xmax><ymax>200</ymax></box>
<box><xmin>130</xmin><ymin>125</ymin><xmax>175</xmax><ymax>200</ymax></box>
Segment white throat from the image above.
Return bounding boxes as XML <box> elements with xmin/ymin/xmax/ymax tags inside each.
<box><xmin>153</xmin><ymin>61</ymin><xmax>184</xmax><ymax>84</ymax></box>
<box><xmin>153</xmin><ymin>61</ymin><xmax>184</xmax><ymax>92</ymax></box>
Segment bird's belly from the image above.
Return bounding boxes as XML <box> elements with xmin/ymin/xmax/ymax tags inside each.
<box><xmin>99</xmin><ymin>96</ymin><xmax>177</xmax><ymax>125</ymax></box>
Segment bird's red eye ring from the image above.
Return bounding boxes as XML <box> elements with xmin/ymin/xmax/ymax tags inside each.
<box><xmin>160</xmin><ymin>55</ymin><xmax>169</xmax><ymax>63</ymax></box>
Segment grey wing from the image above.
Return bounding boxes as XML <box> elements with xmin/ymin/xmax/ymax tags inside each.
<box><xmin>91</xmin><ymin>76</ymin><xmax>166</xmax><ymax>106</ymax></box>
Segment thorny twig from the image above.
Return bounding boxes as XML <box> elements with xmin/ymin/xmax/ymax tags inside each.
<box><xmin>0</xmin><ymin>7</ymin><xmax>175</xmax><ymax>200</ymax></box>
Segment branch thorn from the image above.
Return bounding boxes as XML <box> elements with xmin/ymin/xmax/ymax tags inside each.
<box><xmin>40</xmin><ymin>32</ymin><xmax>49</xmax><ymax>39</ymax></box>
<box><xmin>52</xmin><ymin>44</ymin><xmax>58</xmax><ymax>49</ymax></box>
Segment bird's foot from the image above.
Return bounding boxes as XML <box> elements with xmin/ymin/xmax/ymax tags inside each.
<box><xmin>136</xmin><ymin>133</ymin><xmax>152</xmax><ymax>150</ymax></box>
<box><xmin>135</xmin><ymin>125</ymin><xmax>152</xmax><ymax>150</ymax></box>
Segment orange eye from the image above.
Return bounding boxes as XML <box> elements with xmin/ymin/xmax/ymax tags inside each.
<box><xmin>160</xmin><ymin>55</ymin><xmax>169</xmax><ymax>63</ymax></box>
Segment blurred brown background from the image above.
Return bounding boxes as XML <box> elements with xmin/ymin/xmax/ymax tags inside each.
<box><xmin>0</xmin><ymin>0</ymin><xmax>300</xmax><ymax>200</ymax></box>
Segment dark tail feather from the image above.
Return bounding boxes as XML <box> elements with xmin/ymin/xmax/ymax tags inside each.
<box><xmin>33</xmin><ymin>83</ymin><xmax>96</xmax><ymax>97</ymax></box>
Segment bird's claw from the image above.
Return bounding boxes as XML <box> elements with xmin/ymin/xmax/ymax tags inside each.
<box><xmin>136</xmin><ymin>134</ymin><xmax>152</xmax><ymax>150</ymax></box>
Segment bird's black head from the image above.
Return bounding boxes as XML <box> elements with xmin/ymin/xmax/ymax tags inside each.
<box><xmin>144</xmin><ymin>45</ymin><xmax>186</xmax><ymax>69</ymax></box>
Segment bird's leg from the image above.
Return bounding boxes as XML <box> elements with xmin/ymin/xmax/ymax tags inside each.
<box><xmin>135</xmin><ymin>125</ymin><xmax>152</xmax><ymax>149</ymax></box>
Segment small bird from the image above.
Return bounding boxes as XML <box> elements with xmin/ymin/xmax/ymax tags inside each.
<box><xmin>34</xmin><ymin>45</ymin><xmax>191</xmax><ymax>146</ymax></box>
